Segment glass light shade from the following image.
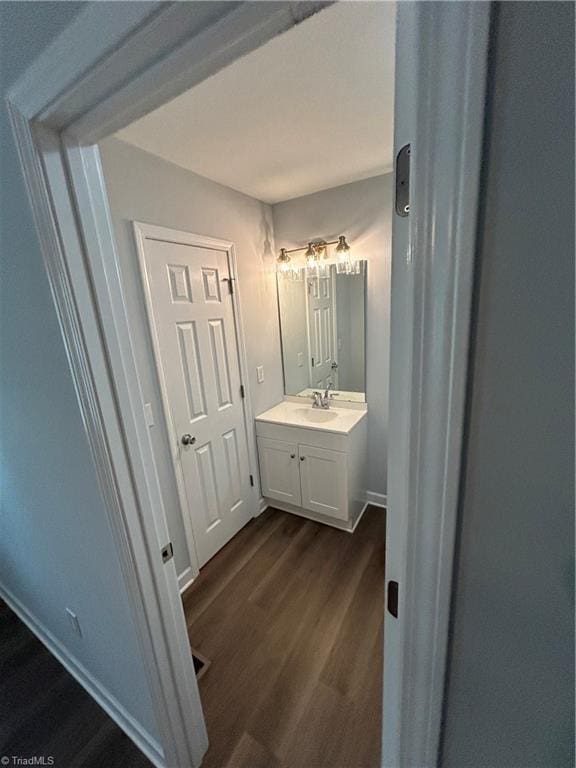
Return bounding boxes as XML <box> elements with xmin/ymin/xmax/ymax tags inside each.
<box><xmin>305</xmin><ymin>243</ymin><xmax>319</xmax><ymax>269</ymax></box>
<box><xmin>335</xmin><ymin>236</ymin><xmax>351</xmax><ymax>256</ymax></box>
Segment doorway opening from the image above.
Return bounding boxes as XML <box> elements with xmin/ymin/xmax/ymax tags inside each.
<box><xmin>98</xmin><ymin>4</ymin><xmax>394</xmax><ymax>764</ymax></box>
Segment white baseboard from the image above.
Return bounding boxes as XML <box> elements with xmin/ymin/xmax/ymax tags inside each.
<box><xmin>261</xmin><ymin>492</ymin><xmax>386</xmax><ymax>528</ymax></box>
<box><xmin>365</xmin><ymin>490</ymin><xmax>387</xmax><ymax>508</ymax></box>
<box><xmin>177</xmin><ymin>566</ymin><xmax>195</xmax><ymax>594</ymax></box>
<box><xmin>257</xmin><ymin>497</ymin><xmax>268</xmax><ymax>515</ymax></box>
<box><xmin>0</xmin><ymin>583</ymin><xmax>165</xmax><ymax>768</ymax></box>
<box><xmin>261</xmin><ymin>497</ymin><xmax>362</xmax><ymax>533</ymax></box>
<box><xmin>350</xmin><ymin>501</ymin><xmax>369</xmax><ymax>533</ymax></box>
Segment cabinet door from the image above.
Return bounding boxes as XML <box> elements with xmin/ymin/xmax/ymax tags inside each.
<box><xmin>258</xmin><ymin>437</ymin><xmax>301</xmax><ymax>506</ymax></box>
<box><xmin>298</xmin><ymin>444</ymin><xmax>348</xmax><ymax>521</ymax></box>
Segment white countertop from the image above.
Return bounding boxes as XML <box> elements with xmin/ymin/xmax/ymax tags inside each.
<box><xmin>256</xmin><ymin>400</ymin><xmax>367</xmax><ymax>435</ymax></box>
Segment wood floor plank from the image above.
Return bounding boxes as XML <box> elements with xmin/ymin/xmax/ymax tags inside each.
<box><xmin>222</xmin><ymin>731</ymin><xmax>281</xmax><ymax>768</ymax></box>
<box><xmin>184</xmin><ymin>506</ymin><xmax>385</xmax><ymax>768</ymax></box>
<box><xmin>188</xmin><ymin>513</ymin><xmax>304</xmax><ymax>658</ymax></box>
<box><xmin>248</xmin><ymin>519</ymin><xmax>319</xmax><ymax>611</ymax></box>
<box><xmin>183</xmin><ymin>509</ymin><xmax>285</xmax><ymax>625</ymax></box>
<box><xmin>247</xmin><ymin>513</ymin><xmax>380</xmax><ymax>760</ymax></box>
<box><xmin>320</xmin><ymin>512</ymin><xmax>386</xmax><ymax>700</ymax></box>
<box><xmin>281</xmin><ymin>680</ymin><xmax>357</xmax><ymax>768</ymax></box>
<box><xmin>195</xmin><ymin>522</ymin><xmax>338</xmax><ymax>768</ymax></box>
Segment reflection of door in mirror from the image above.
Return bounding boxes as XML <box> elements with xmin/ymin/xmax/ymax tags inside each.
<box><xmin>277</xmin><ymin>262</ymin><xmax>366</xmax><ymax>403</ymax></box>
<box><xmin>307</xmin><ymin>274</ymin><xmax>336</xmax><ymax>390</ymax></box>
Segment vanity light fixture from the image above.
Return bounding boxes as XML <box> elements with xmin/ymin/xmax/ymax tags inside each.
<box><xmin>277</xmin><ymin>247</ymin><xmax>303</xmax><ymax>279</ymax></box>
<box><xmin>276</xmin><ymin>235</ymin><xmax>357</xmax><ymax>277</ymax></box>
<box><xmin>335</xmin><ymin>234</ymin><xmax>351</xmax><ymax>259</ymax></box>
<box><xmin>304</xmin><ymin>242</ymin><xmax>319</xmax><ymax>267</ymax></box>
<box><xmin>277</xmin><ymin>247</ymin><xmax>292</xmax><ymax>274</ymax></box>
<box><xmin>335</xmin><ymin>235</ymin><xmax>352</xmax><ymax>274</ymax></box>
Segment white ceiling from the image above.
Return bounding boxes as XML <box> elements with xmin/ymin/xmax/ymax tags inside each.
<box><xmin>116</xmin><ymin>1</ymin><xmax>396</xmax><ymax>204</ymax></box>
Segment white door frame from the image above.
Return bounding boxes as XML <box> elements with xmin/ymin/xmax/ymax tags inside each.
<box><xmin>383</xmin><ymin>3</ymin><xmax>491</xmax><ymax>767</ymax></box>
<box><xmin>5</xmin><ymin>2</ymin><xmax>491</xmax><ymax>767</ymax></box>
<box><xmin>133</xmin><ymin>221</ymin><xmax>260</xmax><ymax>589</ymax></box>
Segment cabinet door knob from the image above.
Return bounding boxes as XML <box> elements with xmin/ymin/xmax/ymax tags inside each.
<box><xmin>290</xmin><ymin>453</ymin><xmax>296</xmax><ymax>459</ymax></box>
<box><xmin>300</xmin><ymin>456</ymin><xmax>306</xmax><ymax>461</ymax></box>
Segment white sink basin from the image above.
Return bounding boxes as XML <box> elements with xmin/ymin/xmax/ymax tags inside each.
<box><xmin>294</xmin><ymin>408</ymin><xmax>339</xmax><ymax>424</ymax></box>
<box><xmin>256</xmin><ymin>400</ymin><xmax>367</xmax><ymax>435</ymax></box>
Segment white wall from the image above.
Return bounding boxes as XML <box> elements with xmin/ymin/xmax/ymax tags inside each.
<box><xmin>0</xmin><ymin>2</ymin><xmax>160</xmax><ymax>749</ymax></box>
<box><xmin>272</xmin><ymin>175</ymin><xmax>392</xmax><ymax>496</ymax></box>
<box><xmin>99</xmin><ymin>137</ymin><xmax>284</xmax><ymax>578</ymax></box>
<box><xmin>442</xmin><ymin>3</ymin><xmax>574</xmax><ymax>766</ymax></box>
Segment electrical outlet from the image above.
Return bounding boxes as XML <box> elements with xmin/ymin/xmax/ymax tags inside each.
<box><xmin>66</xmin><ymin>607</ymin><xmax>82</xmax><ymax>637</ymax></box>
<box><xmin>256</xmin><ymin>365</ymin><xmax>264</xmax><ymax>383</ymax></box>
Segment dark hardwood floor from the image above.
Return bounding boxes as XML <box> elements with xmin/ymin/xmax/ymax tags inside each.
<box><xmin>0</xmin><ymin>599</ymin><xmax>153</xmax><ymax>768</ymax></box>
<box><xmin>182</xmin><ymin>505</ymin><xmax>385</xmax><ymax>768</ymax></box>
<box><xmin>1</xmin><ymin>506</ymin><xmax>384</xmax><ymax>768</ymax></box>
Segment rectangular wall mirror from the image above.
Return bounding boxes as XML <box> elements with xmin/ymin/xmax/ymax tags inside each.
<box><xmin>277</xmin><ymin>262</ymin><xmax>367</xmax><ymax>403</ymax></box>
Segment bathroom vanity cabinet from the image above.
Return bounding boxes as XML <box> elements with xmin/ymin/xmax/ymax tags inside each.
<box><xmin>255</xmin><ymin>401</ymin><xmax>367</xmax><ymax>531</ymax></box>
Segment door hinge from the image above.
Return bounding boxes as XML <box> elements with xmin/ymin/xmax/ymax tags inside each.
<box><xmin>161</xmin><ymin>542</ymin><xmax>174</xmax><ymax>564</ymax></box>
<box><xmin>223</xmin><ymin>277</ymin><xmax>234</xmax><ymax>295</ymax></box>
<box><xmin>387</xmin><ymin>580</ymin><xmax>399</xmax><ymax>618</ymax></box>
<box><xmin>249</xmin><ymin>474</ymin><xmax>254</xmax><ymax>487</ymax></box>
<box><xmin>311</xmin><ymin>357</ymin><xmax>315</xmax><ymax>368</ymax></box>
<box><xmin>395</xmin><ymin>143</ymin><xmax>410</xmax><ymax>217</ymax></box>
<box><xmin>240</xmin><ymin>384</ymin><xmax>245</xmax><ymax>399</ymax></box>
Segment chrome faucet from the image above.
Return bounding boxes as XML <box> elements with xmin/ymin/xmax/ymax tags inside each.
<box><xmin>312</xmin><ymin>383</ymin><xmax>334</xmax><ymax>409</ymax></box>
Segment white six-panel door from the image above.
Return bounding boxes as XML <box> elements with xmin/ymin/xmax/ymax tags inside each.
<box><xmin>135</xmin><ymin>223</ymin><xmax>253</xmax><ymax>568</ymax></box>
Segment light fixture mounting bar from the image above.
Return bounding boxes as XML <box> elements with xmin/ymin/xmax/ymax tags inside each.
<box><xmin>279</xmin><ymin>237</ymin><xmax>346</xmax><ymax>256</ymax></box>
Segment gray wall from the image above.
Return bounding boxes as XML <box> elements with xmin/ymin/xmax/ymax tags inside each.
<box><xmin>99</xmin><ymin>137</ymin><xmax>284</xmax><ymax>578</ymax></box>
<box><xmin>272</xmin><ymin>174</ymin><xmax>392</xmax><ymax>496</ymax></box>
<box><xmin>0</xmin><ymin>2</ymin><xmax>160</xmax><ymax>745</ymax></box>
<box><xmin>442</xmin><ymin>4</ymin><xmax>575</xmax><ymax>766</ymax></box>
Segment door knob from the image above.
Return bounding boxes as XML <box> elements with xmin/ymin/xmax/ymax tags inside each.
<box><xmin>300</xmin><ymin>456</ymin><xmax>306</xmax><ymax>461</ymax></box>
<box><xmin>181</xmin><ymin>434</ymin><xmax>196</xmax><ymax>446</ymax></box>
<box><xmin>290</xmin><ymin>453</ymin><xmax>296</xmax><ymax>459</ymax></box>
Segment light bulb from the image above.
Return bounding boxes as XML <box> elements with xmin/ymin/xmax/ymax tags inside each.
<box><xmin>335</xmin><ymin>235</ymin><xmax>351</xmax><ymax>260</ymax></box>
<box><xmin>304</xmin><ymin>243</ymin><xmax>318</xmax><ymax>268</ymax></box>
